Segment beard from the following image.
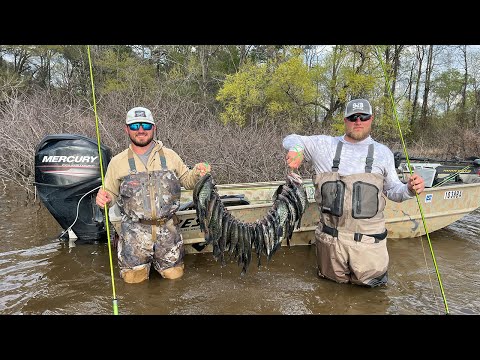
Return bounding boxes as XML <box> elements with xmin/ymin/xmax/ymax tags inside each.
<box><xmin>129</xmin><ymin>131</ymin><xmax>154</xmax><ymax>147</ymax></box>
<box><xmin>345</xmin><ymin>127</ymin><xmax>370</xmax><ymax>141</ymax></box>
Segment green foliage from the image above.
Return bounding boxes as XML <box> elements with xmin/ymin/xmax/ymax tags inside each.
<box><xmin>216</xmin><ymin>62</ymin><xmax>268</xmax><ymax>126</ymax></box>
<box><xmin>342</xmin><ymin>68</ymin><xmax>376</xmax><ymax>97</ymax></box>
<box><xmin>95</xmin><ymin>49</ymin><xmax>157</xmax><ymax>96</ymax></box>
<box><xmin>2</xmin><ymin>44</ymin><xmax>479</xmax><ymax>138</ymax></box>
<box><xmin>331</xmin><ymin>118</ymin><xmax>346</xmax><ymax>136</ymax></box>
<box><xmin>212</xmin><ymin>45</ymin><xmax>242</xmax><ymax>74</ymax></box>
<box><xmin>266</xmin><ymin>56</ymin><xmax>316</xmax><ymax>119</ymax></box>
<box><xmin>152</xmin><ymin>45</ymin><xmax>247</xmax><ymax>102</ymax></box>
<box><xmin>316</xmin><ymin>45</ymin><xmax>382</xmax><ymax>127</ymax></box>
<box><xmin>373</xmin><ymin>97</ymin><xmax>412</xmax><ymax>142</ymax></box>
<box><xmin>216</xmin><ymin>54</ymin><xmax>317</xmax><ymax>127</ymax></box>
<box><xmin>432</xmin><ymin>69</ymin><xmax>465</xmax><ymax>112</ymax></box>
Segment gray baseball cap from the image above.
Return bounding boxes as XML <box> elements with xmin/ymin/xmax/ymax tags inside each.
<box><xmin>126</xmin><ymin>107</ymin><xmax>155</xmax><ymax>125</ymax></box>
<box><xmin>344</xmin><ymin>99</ymin><xmax>372</xmax><ymax>117</ymax></box>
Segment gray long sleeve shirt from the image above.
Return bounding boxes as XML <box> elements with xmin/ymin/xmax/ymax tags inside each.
<box><xmin>283</xmin><ymin>134</ymin><xmax>414</xmax><ymax>202</ymax></box>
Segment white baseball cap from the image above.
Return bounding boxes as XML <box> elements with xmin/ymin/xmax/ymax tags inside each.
<box><xmin>344</xmin><ymin>99</ymin><xmax>372</xmax><ymax>118</ymax></box>
<box><xmin>126</xmin><ymin>107</ymin><xmax>155</xmax><ymax>125</ymax></box>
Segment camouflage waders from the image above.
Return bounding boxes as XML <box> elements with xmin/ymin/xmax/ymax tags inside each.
<box><xmin>313</xmin><ymin>142</ymin><xmax>389</xmax><ymax>287</ymax></box>
<box><xmin>117</xmin><ymin>148</ymin><xmax>184</xmax><ymax>283</ymax></box>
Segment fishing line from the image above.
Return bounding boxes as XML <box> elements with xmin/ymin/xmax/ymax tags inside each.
<box><xmin>87</xmin><ymin>45</ymin><xmax>119</xmax><ymax>315</ymax></box>
<box><xmin>375</xmin><ymin>46</ymin><xmax>449</xmax><ymax>314</ymax></box>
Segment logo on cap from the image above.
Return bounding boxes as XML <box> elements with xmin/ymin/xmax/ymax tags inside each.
<box><xmin>134</xmin><ymin>110</ymin><xmax>146</xmax><ymax>118</ymax></box>
<box><xmin>352</xmin><ymin>102</ymin><xmax>364</xmax><ymax>111</ymax></box>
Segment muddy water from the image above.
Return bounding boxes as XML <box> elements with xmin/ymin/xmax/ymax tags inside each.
<box><xmin>1</xmin><ymin>184</ymin><xmax>479</xmax><ymax>315</ymax></box>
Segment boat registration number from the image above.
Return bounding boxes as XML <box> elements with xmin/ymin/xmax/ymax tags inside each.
<box><xmin>306</xmin><ymin>186</ymin><xmax>315</xmax><ymax>200</ymax></box>
<box><xmin>444</xmin><ymin>190</ymin><xmax>463</xmax><ymax>199</ymax></box>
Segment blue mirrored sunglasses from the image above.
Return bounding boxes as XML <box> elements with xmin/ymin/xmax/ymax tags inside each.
<box><xmin>346</xmin><ymin>114</ymin><xmax>372</xmax><ymax>122</ymax></box>
<box><xmin>128</xmin><ymin>122</ymin><xmax>153</xmax><ymax>131</ymax></box>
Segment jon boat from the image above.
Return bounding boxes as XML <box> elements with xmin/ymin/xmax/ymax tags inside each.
<box><xmin>176</xmin><ymin>175</ymin><xmax>480</xmax><ymax>254</ymax></box>
<box><xmin>33</xmin><ymin>134</ymin><xmax>480</xmax><ymax>250</ymax></box>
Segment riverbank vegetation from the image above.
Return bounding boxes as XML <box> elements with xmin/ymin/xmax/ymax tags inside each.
<box><xmin>1</xmin><ymin>45</ymin><xmax>479</xmax><ymax>193</ymax></box>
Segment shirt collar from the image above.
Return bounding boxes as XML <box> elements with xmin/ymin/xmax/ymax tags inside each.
<box><xmin>340</xmin><ymin>134</ymin><xmax>373</xmax><ymax>145</ymax></box>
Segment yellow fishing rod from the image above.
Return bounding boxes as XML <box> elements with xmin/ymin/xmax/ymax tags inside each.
<box><xmin>87</xmin><ymin>45</ymin><xmax>119</xmax><ymax>315</ymax></box>
<box><xmin>375</xmin><ymin>45</ymin><xmax>449</xmax><ymax>315</ymax></box>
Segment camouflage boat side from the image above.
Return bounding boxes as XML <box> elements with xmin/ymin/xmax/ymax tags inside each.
<box><xmin>178</xmin><ymin>179</ymin><xmax>480</xmax><ymax>254</ymax></box>
<box><xmin>385</xmin><ymin>182</ymin><xmax>480</xmax><ymax>238</ymax></box>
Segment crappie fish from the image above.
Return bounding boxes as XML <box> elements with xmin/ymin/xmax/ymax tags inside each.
<box><xmin>192</xmin><ymin>172</ymin><xmax>309</xmax><ymax>273</ymax></box>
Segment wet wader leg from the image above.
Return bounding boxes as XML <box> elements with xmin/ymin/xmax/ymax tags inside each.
<box><xmin>118</xmin><ymin>222</ymin><xmax>152</xmax><ymax>284</ymax></box>
<box><xmin>120</xmin><ymin>264</ymin><xmax>150</xmax><ymax>283</ymax></box>
<box><xmin>160</xmin><ymin>264</ymin><xmax>184</xmax><ymax>279</ymax></box>
<box><xmin>350</xmin><ymin>271</ymin><xmax>388</xmax><ymax>288</ymax></box>
<box><xmin>159</xmin><ymin>215</ymin><xmax>183</xmax><ymax>279</ymax></box>
<box><xmin>349</xmin><ymin>238</ymin><xmax>389</xmax><ymax>287</ymax></box>
<box><xmin>314</xmin><ymin>227</ymin><xmax>350</xmax><ymax>284</ymax></box>
<box><xmin>153</xmin><ymin>219</ymin><xmax>185</xmax><ymax>280</ymax></box>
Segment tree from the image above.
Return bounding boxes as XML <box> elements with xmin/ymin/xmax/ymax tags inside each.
<box><xmin>216</xmin><ymin>60</ymin><xmax>268</xmax><ymax>127</ymax></box>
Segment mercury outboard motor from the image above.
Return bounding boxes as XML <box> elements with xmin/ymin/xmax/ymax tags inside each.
<box><xmin>34</xmin><ymin>134</ymin><xmax>112</xmax><ymax>242</ymax></box>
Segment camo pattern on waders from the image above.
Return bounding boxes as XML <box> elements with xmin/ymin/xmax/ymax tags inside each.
<box><xmin>117</xmin><ymin>148</ymin><xmax>184</xmax><ymax>275</ymax></box>
<box><xmin>313</xmin><ymin>142</ymin><xmax>389</xmax><ymax>287</ymax></box>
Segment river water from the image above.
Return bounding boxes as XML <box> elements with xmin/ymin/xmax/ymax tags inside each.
<box><xmin>1</xmin><ymin>183</ymin><xmax>479</xmax><ymax>315</ymax></box>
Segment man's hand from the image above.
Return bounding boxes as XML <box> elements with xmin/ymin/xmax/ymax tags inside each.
<box><xmin>96</xmin><ymin>188</ymin><xmax>112</xmax><ymax>208</ymax></box>
<box><xmin>194</xmin><ymin>162</ymin><xmax>211</xmax><ymax>177</ymax></box>
<box><xmin>286</xmin><ymin>146</ymin><xmax>304</xmax><ymax>169</ymax></box>
<box><xmin>408</xmin><ymin>173</ymin><xmax>425</xmax><ymax>195</ymax></box>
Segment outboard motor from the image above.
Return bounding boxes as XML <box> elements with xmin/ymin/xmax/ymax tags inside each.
<box><xmin>34</xmin><ymin>134</ymin><xmax>112</xmax><ymax>242</ymax></box>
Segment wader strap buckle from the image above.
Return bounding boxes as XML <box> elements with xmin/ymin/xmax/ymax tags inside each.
<box><xmin>354</xmin><ymin>230</ymin><xmax>388</xmax><ymax>243</ymax></box>
<box><xmin>322</xmin><ymin>224</ymin><xmax>338</xmax><ymax>237</ymax></box>
<box><xmin>127</xmin><ymin>148</ymin><xmax>137</xmax><ymax>174</ymax></box>
<box><xmin>372</xmin><ymin>229</ymin><xmax>388</xmax><ymax>243</ymax></box>
<box><xmin>331</xmin><ymin>141</ymin><xmax>343</xmax><ymax>172</ymax></box>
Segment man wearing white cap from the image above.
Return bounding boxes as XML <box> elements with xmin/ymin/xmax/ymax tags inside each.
<box><xmin>282</xmin><ymin>99</ymin><xmax>424</xmax><ymax>287</ymax></box>
<box><xmin>96</xmin><ymin>106</ymin><xmax>211</xmax><ymax>283</ymax></box>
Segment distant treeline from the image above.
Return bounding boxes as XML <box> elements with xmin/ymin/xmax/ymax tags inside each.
<box><xmin>1</xmin><ymin>45</ymin><xmax>479</xmax><ymax>193</ymax></box>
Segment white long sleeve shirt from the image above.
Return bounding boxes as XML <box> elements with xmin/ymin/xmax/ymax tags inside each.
<box><xmin>283</xmin><ymin>134</ymin><xmax>414</xmax><ymax>202</ymax></box>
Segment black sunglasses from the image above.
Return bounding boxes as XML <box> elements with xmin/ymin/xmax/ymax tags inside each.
<box><xmin>346</xmin><ymin>114</ymin><xmax>371</xmax><ymax>122</ymax></box>
<box><xmin>128</xmin><ymin>122</ymin><xmax>153</xmax><ymax>131</ymax></box>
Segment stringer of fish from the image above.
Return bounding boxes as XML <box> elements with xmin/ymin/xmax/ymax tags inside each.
<box><xmin>192</xmin><ymin>173</ymin><xmax>308</xmax><ymax>274</ymax></box>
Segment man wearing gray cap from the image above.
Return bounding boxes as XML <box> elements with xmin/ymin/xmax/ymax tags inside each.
<box><xmin>96</xmin><ymin>106</ymin><xmax>211</xmax><ymax>283</ymax></box>
<box><xmin>282</xmin><ymin>99</ymin><xmax>424</xmax><ymax>287</ymax></box>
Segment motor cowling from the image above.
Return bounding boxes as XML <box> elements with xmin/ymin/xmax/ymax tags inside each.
<box><xmin>34</xmin><ymin>134</ymin><xmax>112</xmax><ymax>242</ymax></box>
